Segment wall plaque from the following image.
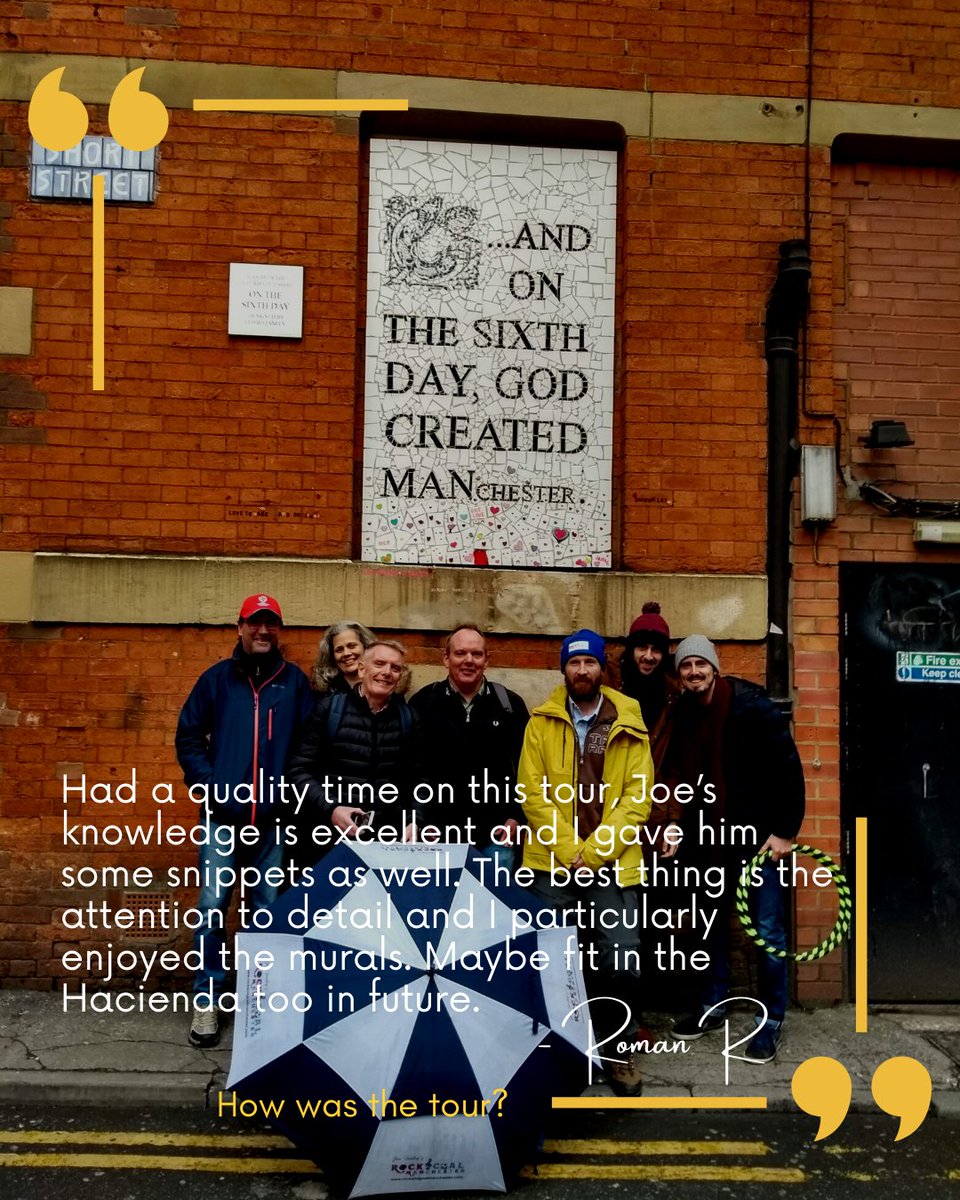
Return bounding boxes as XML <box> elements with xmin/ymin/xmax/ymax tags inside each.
<box><xmin>228</xmin><ymin>263</ymin><xmax>304</xmax><ymax>339</ymax></box>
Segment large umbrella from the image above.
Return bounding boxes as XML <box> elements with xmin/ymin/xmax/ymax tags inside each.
<box><xmin>226</xmin><ymin>841</ymin><xmax>593</xmax><ymax>1196</ymax></box>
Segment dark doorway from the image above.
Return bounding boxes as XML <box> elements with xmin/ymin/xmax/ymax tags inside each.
<box><xmin>841</xmin><ymin>563</ymin><xmax>960</xmax><ymax>1001</ymax></box>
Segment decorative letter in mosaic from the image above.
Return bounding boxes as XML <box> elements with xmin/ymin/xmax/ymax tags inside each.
<box><xmin>361</xmin><ymin>140</ymin><xmax>616</xmax><ymax>569</ymax></box>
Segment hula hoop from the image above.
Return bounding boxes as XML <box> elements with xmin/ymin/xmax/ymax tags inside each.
<box><xmin>735</xmin><ymin>843</ymin><xmax>851</xmax><ymax>962</ymax></box>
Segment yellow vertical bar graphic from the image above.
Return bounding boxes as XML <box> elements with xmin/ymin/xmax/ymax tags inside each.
<box><xmin>92</xmin><ymin>173</ymin><xmax>105</xmax><ymax>391</ymax></box>
<box><xmin>855</xmin><ymin>816</ymin><xmax>867</xmax><ymax>1032</ymax></box>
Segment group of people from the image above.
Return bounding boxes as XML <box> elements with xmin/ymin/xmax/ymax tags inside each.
<box><xmin>175</xmin><ymin>593</ymin><xmax>804</xmax><ymax>1096</ymax></box>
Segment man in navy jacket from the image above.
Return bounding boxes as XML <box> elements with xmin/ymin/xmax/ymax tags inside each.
<box><xmin>176</xmin><ymin>593</ymin><xmax>313</xmax><ymax>1047</ymax></box>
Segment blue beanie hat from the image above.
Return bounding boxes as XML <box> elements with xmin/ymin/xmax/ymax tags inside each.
<box><xmin>561</xmin><ymin>629</ymin><xmax>606</xmax><ymax>670</ymax></box>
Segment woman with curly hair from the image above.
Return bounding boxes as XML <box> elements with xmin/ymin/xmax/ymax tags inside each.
<box><xmin>311</xmin><ymin>621</ymin><xmax>375</xmax><ymax>694</ymax></box>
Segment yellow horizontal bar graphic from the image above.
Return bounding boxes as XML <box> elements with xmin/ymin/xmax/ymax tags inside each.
<box><xmin>553</xmin><ymin>1096</ymin><xmax>768</xmax><ymax>1110</ymax></box>
<box><xmin>524</xmin><ymin>1164</ymin><xmax>805</xmax><ymax>1182</ymax></box>
<box><xmin>0</xmin><ymin>1130</ymin><xmax>288</xmax><ymax>1149</ymax></box>
<box><xmin>193</xmin><ymin>99</ymin><xmax>408</xmax><ymax>112</ymax></box>
<box><xmin>0</xmin><ymin>1153</ymin><xmax>318</xmax><ymax>1174</ymax></box>
<box><xmin>543</xmin><ymin>1139</ymin><xmax>770</xmax><ymax>1157</ymax></box>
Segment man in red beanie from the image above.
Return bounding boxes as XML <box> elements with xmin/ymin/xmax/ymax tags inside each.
<box><xmin>620</xmin><ymin>601</ymin><xmax>681</xmax><ymax>777</ymax></box>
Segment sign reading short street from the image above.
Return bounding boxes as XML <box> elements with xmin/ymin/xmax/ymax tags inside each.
<box><xmin>895</xmin><ymin>650</ymin><xmax>960</xmax><ymax>683</ymax></box>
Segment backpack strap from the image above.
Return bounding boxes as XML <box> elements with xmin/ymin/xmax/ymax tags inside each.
<box><xmin>326</xmin><ymin>691</ymin><xmax>348</xmax><ymax>741</ymax></box>
<box><xmin>490</xmin><ymin>681</ymin><xmax>513</xmax><ymax>715</ymax></box>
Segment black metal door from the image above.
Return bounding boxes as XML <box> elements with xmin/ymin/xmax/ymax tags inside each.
<box><xmin>841</xmin><ymin>563</ymin><xmax>960</xmax><ymax>1002</ymax></box>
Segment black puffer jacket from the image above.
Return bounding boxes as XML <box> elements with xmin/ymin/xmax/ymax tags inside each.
<box><xmin>288</xmin><ymin>687</ymin><xmax>417</xmax><ymax>825</ymax></box>
<box><xmin>408</xmin><ymin>679</ymin><xmax>529</xmax><ymax>844</ymax></box>
<box><xmin>721</xmin><ymin>677</ymin><xmax>805</xmax><ymax>850</ymax></box>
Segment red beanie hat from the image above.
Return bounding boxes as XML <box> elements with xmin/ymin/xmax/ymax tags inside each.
<box><xmin>628</xmin><ymin>601</ymin><xmax>670</xmax><ymax>642</ymax></box>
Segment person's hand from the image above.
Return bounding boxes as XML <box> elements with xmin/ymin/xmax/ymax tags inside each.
<box><xmin>493</xmin><ymin>818</ymin><xmax>519</xmax><ymax>846</ymax></box>
<box><xmin>759</xmin><ymin>833</ymin><xmax>793</xmax><ymax>862</ymax></box>
<box><xmin>332</xmin><ymin>806</ymin><xmax>367</xmax><ymax>837</ymax></box>
<box><xmin>402</xmin><ymin>822</ymin><xmax>419</xmax><ymax>843</ymax></box>
<box><xmin>661</xmin><ymin>822</ymin><xmax>683</xmax><ymax>858</ymax></box>
<box><xmin>570</xmin><ymin>854</ymin><xmax>592</xmax><ymax>874</ymax></box>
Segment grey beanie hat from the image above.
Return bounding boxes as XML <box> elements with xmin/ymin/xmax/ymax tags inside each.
<box><xmin>673</xmin><ymin>634</ymin><xmax>720</xmax><ymax>673</ymax></box>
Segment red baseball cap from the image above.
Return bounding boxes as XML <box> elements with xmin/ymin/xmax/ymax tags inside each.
<box><xmin>238</xmin><ymin>593</ymin><xmax>283</xmax><ymax>622</ymax></box>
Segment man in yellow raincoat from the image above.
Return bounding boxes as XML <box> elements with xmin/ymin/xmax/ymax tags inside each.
<box><xmin>519</xmin><ymin>629</ymin><xmax>654</xmax><ymax>1096</ymax></box>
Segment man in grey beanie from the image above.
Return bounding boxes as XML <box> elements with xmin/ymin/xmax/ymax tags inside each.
<box><xmin>662</xmin><ymin>635</ymin><xmax>805</xmax><ymax>1063</ymax></box>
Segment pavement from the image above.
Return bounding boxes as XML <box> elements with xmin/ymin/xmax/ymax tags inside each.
<box><xmin>1</xmin><ymin>989</ymin><xmax>958</xmax><ymax>1116</ymax></box>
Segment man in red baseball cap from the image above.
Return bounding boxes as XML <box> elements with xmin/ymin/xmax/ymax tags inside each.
<box><xmin>176</xmin><ymin>593</ymin><xmax>313</xmax><ymax>1047</ymax></box>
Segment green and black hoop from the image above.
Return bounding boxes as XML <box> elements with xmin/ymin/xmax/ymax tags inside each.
<box><xmin>736</xmin><ymin>843</ymin><xmax>852</xmax><ymax>962</ymax></box>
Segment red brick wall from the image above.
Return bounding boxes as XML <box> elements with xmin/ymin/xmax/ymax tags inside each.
<box><xmin>620</xmin><ymin>139</ymin><xmax>808</xmax><ymax>573</ymax></box>
<box><xmin>1</xmin><ymin>107</ymin><xmax>359</xmax><ymax>555</ymax></box>
<box><xmin>8</xmin><ymin>1</ymin><xmax>809</xmax><ymax>95</ymax></box>
<box><xmin>9</xmin><ymin>1</ymin><xmax>959</xmax><ymax>104</ymax></box>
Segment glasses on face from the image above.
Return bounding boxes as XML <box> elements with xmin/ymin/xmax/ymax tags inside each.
<box><xmin>243</xmin><ymin>617</ymin><xmax>280</xmax><ymax>631</ymax></box>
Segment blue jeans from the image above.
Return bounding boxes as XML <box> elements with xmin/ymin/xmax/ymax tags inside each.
<box><xmin>701</xmin><ymin>860</ymin><xmax>788</xmax><ymax>1024</ymax></box>
<box><xmin>193</xmin><ymin>821</ymin><xmax>282</xmax><ymax>997</ymax></box>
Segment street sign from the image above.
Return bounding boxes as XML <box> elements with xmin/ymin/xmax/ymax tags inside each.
<box><xmin>895</xmin><ymin>650</ymin><xmax>960</xmax><ymax>683</ymax></box>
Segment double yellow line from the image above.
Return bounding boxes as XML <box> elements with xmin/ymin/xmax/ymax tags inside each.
<box><xmin>0</xmin><ymin>1130</ymin><xmax>806</xmax><ymax>1183</ymax></box>
<box><xmin>527</xmin><ymin>1138</ymin><xmax>806</xmax><ymax>1183</ymax></box>
<box><xmin>0</xmin><ymin>1129</ymin><xmax>316</xmax><ymax>1175</ymax></box>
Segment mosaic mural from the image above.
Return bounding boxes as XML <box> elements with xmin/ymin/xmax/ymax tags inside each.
<box><xmin>362</xmin><ymin>140</ymin><xmax>617</xmax><ymax>569</ymax></box>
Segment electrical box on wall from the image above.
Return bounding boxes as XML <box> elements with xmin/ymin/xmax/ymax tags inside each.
<box><xmin>801</xmin><ymin>445</ymin><xmax>837</xmax><ymax>524</ymax></box>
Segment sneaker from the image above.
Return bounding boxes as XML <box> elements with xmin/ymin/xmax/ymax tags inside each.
<box><xmin>742</xmin><ymin>1021</ymin><xmax>782</xmax><ymax>1063</ymax></box>
<box><xmin>189</xmin><ymin>1009</ymin><xmax>220</xmax><ymax>1048</ymax></box>
<box><xmin>607</xmin><ymin>1053</ymin><xmax>643</xmax><ymax>1097</ymax></box>
<box><xmin>672</xmin><ymin>1010</ymin><xmax>727</xmax><ymax>1040</ymax></box>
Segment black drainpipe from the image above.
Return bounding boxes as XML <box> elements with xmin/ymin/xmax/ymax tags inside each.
<box><xmin>764</xmin><ymin>239</ymin><xmax>811</xmax><ymax>711</ymax></box>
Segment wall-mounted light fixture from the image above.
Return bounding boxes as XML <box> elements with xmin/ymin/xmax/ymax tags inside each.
<box><xmin>914</xmin><ymin>521</ymin><xmax>960</xmax><ymax>544</ymax></box>
<box><xmin>861</xmin><ymin>420</ymin><xmax>914</xmax><ymax>449</ymax></box>
<box><xmin>801</xmin><ymin>444</ymin><xmax>836</xmax><ymax>524</ymax></box>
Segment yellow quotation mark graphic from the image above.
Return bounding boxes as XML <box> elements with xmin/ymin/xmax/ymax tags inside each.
<box><xmin>28</xmin><ymin>65</ymin><xmax>169</xmax><ymax>152</ymax></box>
<box><xmin>792</xmin><ymin>1056</ymin><xmax>932</xmax><ymax>1141</ymax></box>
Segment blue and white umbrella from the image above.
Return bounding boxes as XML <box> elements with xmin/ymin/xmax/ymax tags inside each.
<box><xmin>226</xmin><ymin>842</ymin><xmax>592</xmax><ymax>1196</ymax></box>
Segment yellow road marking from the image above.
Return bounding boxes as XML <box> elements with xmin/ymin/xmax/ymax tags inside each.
<box><xmin>523</xmin><ymin>1164</ymin><xmax>805</xmax><ymax>1182</ymax></box>
<box><xmin>0</xmin><ymin>1130</ymin><xmax>288</xmax><ymax>1149</ymax></box>
<box><xmin>193</xmin><ymin>99</ymin><xmax>407</xmax><ymax>112</ymax></box>
<box><xmin>0</xmin><ymin>1153</ymin><xmax>317</xmax><ymax>1173</ymax></box>
<box><xmin>544</xmin><ymin>1139</ymin><xmax>770</xmax><ymax>1157</ymax></box>
<box><xmin>553</xmin><ymin>1096</ymin><xmax>768</xmax><ymax>1110</ymax></box>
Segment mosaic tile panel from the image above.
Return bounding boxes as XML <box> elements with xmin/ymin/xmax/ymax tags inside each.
<box><xmin>362</xmin><ymin>140</ymin><xmax>616</xmax><ymax>569</ymax></box>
